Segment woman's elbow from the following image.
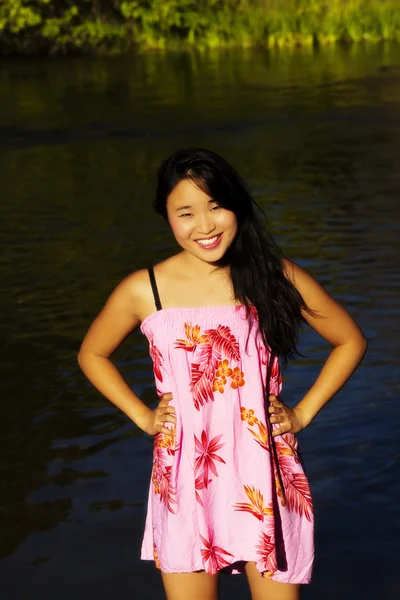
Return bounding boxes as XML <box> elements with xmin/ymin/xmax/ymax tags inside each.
<box><xmin>77</xmin><ymin>347</ymin><xmax>90</xmax><ymax>370</ymax></box>
<box><xmin>353</xmin><ymin>332</ymin><xmax>368</xmax><ymax>361</ymax></box>
<box><xmin>360</xmin><ymin>334</ymin><xmax>368</xmax><ymax>356</ymax></box>
<box><xmin>77</xmin><ymin>350</ymin><xmax>84</xmax><ymax>369</ymax></box>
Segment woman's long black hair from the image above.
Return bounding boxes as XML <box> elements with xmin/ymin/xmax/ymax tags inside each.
<box><xmin>153</xmin><ymin>147</ymin><xmax>312</xmax><ymax>366</ymax></box>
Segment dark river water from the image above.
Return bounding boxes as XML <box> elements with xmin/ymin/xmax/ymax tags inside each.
<box><xmin>1</xmin><ymin>43</ymin><xmax>399</xmax><ymax>600</ymax></box>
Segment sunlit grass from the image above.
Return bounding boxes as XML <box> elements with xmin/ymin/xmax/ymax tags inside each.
<box><xmin>1</xmin><ymin>0</ymin><xmax>399</xmax><ymax>54</ymax></box>
<box><xmin>130</xmin><ymin>0</ymin><xmax>400</xmax><ymax>50</ymax></box>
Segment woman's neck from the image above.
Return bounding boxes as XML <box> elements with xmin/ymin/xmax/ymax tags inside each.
<box><xmin>178</xmin><ymin>250</ymin><xmax>229</xmax><ymax>279</ymax></box>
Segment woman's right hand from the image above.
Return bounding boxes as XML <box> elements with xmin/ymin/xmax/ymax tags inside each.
<box><xmin>137</xmin><ymin>393</ymin><xmax>176</xmax><ymax>437</ymax></box>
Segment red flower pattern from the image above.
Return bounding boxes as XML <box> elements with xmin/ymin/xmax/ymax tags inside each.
<box><xmin>244</xmin><ymin>409</ymin><xmax>269</xmax><ymax>451</ymax></box>
<box><xmin>233</xmin><ymin>485</ymin><xmax>274</xmax><ymax>521</ymax></box>
<box><xmin>195</xmin><ymin>472</ymin><xmax>211</xmax><ymax>506</ymax></box>
<box><xmin>256</xmin><ymin>531</ymin><xmax>278</xmax><ymax>578</ymax></box>
<box><xmin>148</xmin><ymin>331</ymin><xmax>164</xmax><ymax>383</ymax></box>
<box><xmin>175</xmin><ymin>322</ymin><xmax>245</xmax><ymax>410</ymax></box>
<box><xmin>243</xmin><ymin>409</ymin><xmax>313</xmax><ymax>521</ymax></box>
<box><xmin>275</xmin><ymin>438</ymin><xmax>313</xmax><ymax>521</ymax></box>
<box><xmin>200</xmin><ymin>531</ymin><xmax>234</xmax><ymax>574</ymax></box>
<box><xmin>259</xmin><ymin>349</ymin><xmax>282</xmax><ymax>394</ymax></box>
<box><xmin>153</xmin><ymin>542</ymin><xmax>161</xmax><ymax>569</ymax></box>
<box><xmin>195</xmin><ymin>430</ymin><xmax>226</xmax><ymax>489</ymax></box>
<box><xmin>152</xmin><ymin>433</ymin><xmax>178</xmax><ymax>514</ymax></box>
<box><xmin>175</xmin><ymin>323</ymin><xmax>208</xmax><ymax>351</ymax></box>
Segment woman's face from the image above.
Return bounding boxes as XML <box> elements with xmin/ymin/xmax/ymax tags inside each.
<box><xmin>166</xmin><ymin>179</ymin><xmax>238</xmax><ymax>264</ymax></box>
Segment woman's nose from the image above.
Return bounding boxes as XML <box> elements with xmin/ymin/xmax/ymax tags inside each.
<box><xmin>196</xmin><ymin>212</ymin><xmax>216</xmax><ymax>235</ymax></box>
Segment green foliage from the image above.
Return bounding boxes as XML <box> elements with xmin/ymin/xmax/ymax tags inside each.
<box><xmin>0</xmin><ymin>0</ymin><xmax>399</xmax><ymax>55</ymax></box>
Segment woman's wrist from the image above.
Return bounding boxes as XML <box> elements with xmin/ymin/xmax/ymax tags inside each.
<box><xmin>293</xmin><ymin>402</ymin><xmax>316</xmax><ymax>429</ymax></box>
<box><xmin>126</xmin><ymin>403</ymin><xmax>151</xmax><ymax>429</ymax></box>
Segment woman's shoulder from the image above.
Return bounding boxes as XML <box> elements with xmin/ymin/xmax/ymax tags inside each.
<box><xmin>106</xmin><ymin>268</ymin><xmax>157</xmax><ymax>324</ymax></box>
<box><xmin>119</xmin><ymin>254</ymin><xmax>181</xmax><ymax>294</ymax></box>
<box><xmin>281</xmin><ymin>258</ymin><xmax>318</xmax><ymax>290</ymax></box>
<box><xmin>115</xmin><ymin>256</ymin><xmax>183</xmax><ymax>321</ymax></box>
<box><xmin>281</xmin><ymin>257</ymin><xmax>296</xmax><ymax>283</ymax></box>
<box><xmin>117</xmin><ymin>268</ymin><xmax>151</xmax><ymax>295</ymax></box>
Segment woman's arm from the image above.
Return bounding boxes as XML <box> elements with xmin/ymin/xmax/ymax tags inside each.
<box><xmin>269</xmin><ymin>260</ymin><xmax>367</xmax><ymax>437</ymax></box>
<box><xmin>77</xmin><ymin>270</ymin><xmax>176</xmax><ymax>436</ymax></box>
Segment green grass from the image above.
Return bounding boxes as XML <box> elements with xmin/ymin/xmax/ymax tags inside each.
<box><xmin>1</xmin><ymin>0</ymin><xmax>400</xmax><ymax>55</ymax></box>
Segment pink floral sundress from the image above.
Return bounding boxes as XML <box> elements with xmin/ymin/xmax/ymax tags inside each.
<box><xmin>139</xmin><ymin>303</ymin><xmax>314</xmax><ymax>583</ymax></box>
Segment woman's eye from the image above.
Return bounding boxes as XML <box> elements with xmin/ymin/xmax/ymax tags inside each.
<box><xmin>211</xmin><ymin>205</ymin><xmax>222</xmax><ymax>211</ymax></box>
<box><xmin>179</xmin><ymin>213</ymin><xmax>192</xmax><ymax>218</ymax></box>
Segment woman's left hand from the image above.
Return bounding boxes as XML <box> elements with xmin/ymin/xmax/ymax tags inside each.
<box><xmin>268</xmin><ymin>395</ymin><xmax>306</xmax><ymax>438</ymax></box>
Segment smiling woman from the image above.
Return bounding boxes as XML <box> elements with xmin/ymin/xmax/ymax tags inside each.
<box><xmin>78</xmin><ymin>147</ymin><xmax>367</xmax><ymax>600</ymax></box>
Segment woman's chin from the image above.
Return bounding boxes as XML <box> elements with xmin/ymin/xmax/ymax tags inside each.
<box><xmin>182</xmin><ymin>247</ymin><xmax>226</xmax><ymax>265</ymax></box>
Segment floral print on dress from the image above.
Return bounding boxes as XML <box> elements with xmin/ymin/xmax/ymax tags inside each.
<box><xmin>213</xmin><ymin>374</ymin><xmax>226</xmax><ymax>394</ymax></box>
<box><xmin>242</xmin><ymin>407</ymin><xmax>313</xmax><ymax>521</ymax></box>
<box><xmin>152</xmin><ymin>431</ymin><xmax>178</xmax><ymax>514</ymax></box>
<box><xmin>194</xmin><ymin>430</ymin><xmax>226</xmax><ymax>492</ymax></box>
<box><xmin>259</xmin><ymin>349</ymin><xmax>282</xmax><ymax>394</ymax></box>
<box><xmin>233</xmin><ymin>485</ymin><xmax>278</xmax><ymax>578</ymax></box>
<box><xmin>175</xmin><ymin>323</ymin><xmax>208</xmax><ymax>351</ymax></box>
<box><xmin>230</xmin><ymin>367</ymin><xmax>245</xmax><ymax>389</ymax></box>
<box><xmin>256</xmin><ymin>531</ymin><xmax>278</xmax><ymax>579</ymax></box>
<box><xmin>216</xmin><ymin>359</ymin><xmax>232</xmax><ymax>379</ymax></box>
<box><xmin>195</xmin><ymin>473</ymin><xmax>210</xmax><ymax>506</ymax></box>
<box><xmin>153</xmin><ymin>542</ymin><xmax>161</xmax><ymax>569</ymax></box>
<box><xmin>241</xmin><ymin>407</ymin><xmax>258</xmax><ymax>426</ymax></box>
<box><xmin>241</xmin><ymin>407</ymin><xmax>269</xmax><ymax>451</ymax></box>
<box><xmin>213</xmin><ymin>360</ymin><xmax>245</xmax><ymax>393</ymax></box>
<box><xmin>157</xmin><ymin>430</ymin><xmax>177</xmax><ymax>456</ymax></box>
<box><xmin>140</xmin><ymin>306</ymin><xmax>314</xmax><ymax>582</ymax></box>
<box><xmin>175</xmin><ymin>323</ymin><xmax>245</xmax><ymax>410</ymax></box>
<box><xmin>275</xmin><ymin>437</ymin><xmax>313</xmax><ymax>521</ymax></box>
<box><xmin>233</xmin><ymin>485</ymin><xmax>274</xmax><ymax>521</ymax></box>
<box><xmin>200</xmin><ymin>530</ymin><xmax>234</xmax><ymax>574</ymax></box>
<box><xmin>148</xmin><ymin>331</ymin><xmax>164</xmax><ymax>383</ymax></box>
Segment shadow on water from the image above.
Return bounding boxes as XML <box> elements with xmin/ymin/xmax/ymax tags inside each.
<box><xmin>0</xmin><ymin>43</ymin><xmax>399</xmax><ymax>599</ymax></box>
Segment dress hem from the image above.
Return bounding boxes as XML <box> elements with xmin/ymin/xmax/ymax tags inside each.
<box><xmin>140</xmin><ymin>556</ymin><xmax>312</xmax><ymax>584</ymax></box>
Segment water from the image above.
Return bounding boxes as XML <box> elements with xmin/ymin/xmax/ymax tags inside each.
<box><xmin>1</xmin><ymin>43</ymin><xmax>399</xmax><ymax>600</ymax></box>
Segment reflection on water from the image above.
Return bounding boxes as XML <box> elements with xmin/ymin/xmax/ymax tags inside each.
<box><xmin>0</xmin><ymin>44</ymin><xmax>399</xmax><ymax>599</ymax></box>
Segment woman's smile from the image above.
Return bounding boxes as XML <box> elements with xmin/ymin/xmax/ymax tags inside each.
<box><xmin>195</xmin><ymin>233</ymin><xmax>223</xmax><ymax>249</ymax></box>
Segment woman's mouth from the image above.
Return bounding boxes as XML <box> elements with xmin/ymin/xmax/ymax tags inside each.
<box><xmin>195</xmin><ymin>233</ymin><xmax>223</xmax><ymax>250</ymax></box>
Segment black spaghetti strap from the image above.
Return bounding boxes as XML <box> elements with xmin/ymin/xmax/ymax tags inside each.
<box><xmin>148</xmin><ymin>267</ymin><xmax>162</xmax><ymax>311</ymax></box>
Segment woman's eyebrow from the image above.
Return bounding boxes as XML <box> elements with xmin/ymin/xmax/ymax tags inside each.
<box><xmin>175</xmin><ymin>199</ymin><xmax>216</xmax><ymax>212</ymax></box>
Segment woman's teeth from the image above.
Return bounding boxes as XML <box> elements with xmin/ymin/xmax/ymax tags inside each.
<box><xmin>197</xmin><ymin>235</ymin><xmax>220</xmax><ymax>246</ymax></box>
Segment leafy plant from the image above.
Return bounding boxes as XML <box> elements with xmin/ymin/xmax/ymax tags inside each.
<box><xmin>0</xmin><ymin>0</ymin><xmax>399</xmax><ymax>55</ymax></box>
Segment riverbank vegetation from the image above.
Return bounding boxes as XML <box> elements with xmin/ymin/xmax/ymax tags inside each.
<box><xmin>1</xmin><ymin>0</ymin><xmax>400</xmax><ymax>56</ymax></box>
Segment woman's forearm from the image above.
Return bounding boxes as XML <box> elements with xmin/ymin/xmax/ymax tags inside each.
<box><xmin>77</xmin><ymin>353</ymin><xmax>150</xmax><ymax>426</ymax></box>
<box><xmin>296</xmin><ymin>339</ymin><xmax>367</xmax><ymax>426</ymax></box>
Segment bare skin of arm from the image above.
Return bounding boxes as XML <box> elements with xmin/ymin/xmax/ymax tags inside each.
<box><xmin>268</xmin><ymin>260</ymin><xmax>368</xmax><ymax>437</ymax></box>
<box><xmin>77</xmin><ymin>270</ymin><xmax>176</xmax><ymax>437</ymax></box>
